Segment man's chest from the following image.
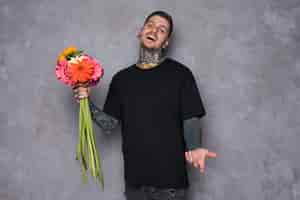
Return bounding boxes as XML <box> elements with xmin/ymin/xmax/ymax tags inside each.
<box><xmin>118</xmin><ymin>75</ymin><xmax>182</xmax><ymax>113</ymax></box>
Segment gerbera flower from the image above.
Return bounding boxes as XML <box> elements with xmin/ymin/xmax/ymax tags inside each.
<box><xmin>67</xmin><ymin>56</ymin><xmax>97</xmax><ymax>84</ymax></box>
<box><xmin>57</xmin><ymin>46</ymin><xmax>78</xmax><ymax>63</ymax></box>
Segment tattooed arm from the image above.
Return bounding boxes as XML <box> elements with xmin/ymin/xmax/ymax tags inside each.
<box><xmin>73</xmin><ymin>85</ymin><xmax>119</xmax><ymax>134</ymax></box>
<box><xmin>184</xmin><ymin>117</ymin><xmax>218</xmax><ymax>172</ymax></box>
<box><xmin>89</xmin><ymin>100</ymin><xmax>119</xmax><ymax>134</ymax></box>
<box><xmin>183</xmin><ymin>117</ymin><xmax>202</xmax><ymax>151</ymax></box>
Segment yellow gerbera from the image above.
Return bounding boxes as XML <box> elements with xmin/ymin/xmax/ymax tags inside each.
<box><xmin>57</xmin><ymin>46</ymin><xmax>78</xmax><ymax>62</ymax></box>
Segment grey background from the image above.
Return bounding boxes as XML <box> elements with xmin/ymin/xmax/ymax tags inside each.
<box><xmin>1</xmin><ymin>0</ymin><xmax>300</xmax><ymax>199</ymax></box>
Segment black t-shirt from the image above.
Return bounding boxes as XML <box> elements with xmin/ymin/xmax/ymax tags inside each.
<box><xmin>103</xmin><ymin>57</ymin><xmax>206</xmax><ymax>189</ymax></box>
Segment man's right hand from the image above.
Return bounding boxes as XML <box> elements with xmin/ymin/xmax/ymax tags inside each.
<box><xmin>73</xmin><ymin>84</ymin><xmax>91</xmax><ymax>102</ymax></box>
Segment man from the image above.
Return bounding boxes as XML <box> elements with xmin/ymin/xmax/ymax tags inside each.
<box><xmin>74</xmin><ymin>10</ymin><xmax>217</xmax><ymax>200</ymax></box>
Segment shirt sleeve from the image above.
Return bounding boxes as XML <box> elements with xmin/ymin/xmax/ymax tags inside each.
<box><xmin>180</xmin><ymin>69</ymin><xmax>206</xmax><ymax>120</ymax></box>
<box><xmin>103</xmin><ymin>75</ymin><xmax>122</xmax><ymax>121</ymax></box>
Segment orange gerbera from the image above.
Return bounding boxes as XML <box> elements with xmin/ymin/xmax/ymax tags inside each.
<box><xmin>67</xmin><ymin>56</ymin><xmax>95</xmax><ymax>83</ymax></box>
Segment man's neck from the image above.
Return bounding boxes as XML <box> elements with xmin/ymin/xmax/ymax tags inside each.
<box><xmin>136</xmin><ymin>46</ymin><xmax>165</xmax><ymax>69</ymax></box>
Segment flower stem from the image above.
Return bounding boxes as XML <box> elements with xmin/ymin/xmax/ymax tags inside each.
<box><xmin>77</xmin><ymin>98</ymin><xmax>104</xmax><ymax>189</ymax></box>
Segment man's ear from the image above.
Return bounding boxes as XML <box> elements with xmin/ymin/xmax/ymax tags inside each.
<box><xmin>137</xmin><ymin>27</ymin><xmax>143</xmax><ymax>38</ymax></box>
<box><xmin>162</xmin><ymin>40</ymin><xmax>169</xmax><ymax>49</ymax></box>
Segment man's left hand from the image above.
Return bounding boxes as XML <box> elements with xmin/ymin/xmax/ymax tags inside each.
<box><xmin>185</xmin><ymin>148</ymin><xmax>217</xmax><ymax>173</ymax></box>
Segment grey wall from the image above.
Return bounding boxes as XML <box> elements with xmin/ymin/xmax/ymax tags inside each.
<box><xmin>1</xmin><ymin>0</ymin><xmax>300</xmax><ymax>199</ymax></box>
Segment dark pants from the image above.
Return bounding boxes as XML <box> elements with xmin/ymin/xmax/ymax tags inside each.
<box><xmin>124</xmin><ymin>183</ymin><xmax>187</xmax><ymax>200</ymax></box>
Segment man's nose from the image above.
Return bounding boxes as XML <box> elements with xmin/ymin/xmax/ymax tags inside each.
<box><xmin>151</xmin><ymin>27</ymin><xmax>159</xmax><ymax>34</ymax></box>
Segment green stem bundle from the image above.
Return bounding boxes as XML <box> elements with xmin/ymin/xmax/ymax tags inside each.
<box><xmin>76</xmin><ymin>98</ymin><xmax>104</xmax><ymax>189</ymax></box>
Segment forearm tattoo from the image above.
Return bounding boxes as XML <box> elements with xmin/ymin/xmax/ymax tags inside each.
<box><xmin>183</xmin><ymin>117</ymin><xmax>202</xmax><ymax>151</ymax></box>
<box><xmin>89</xmin><ymin>100</ymin><xmax>119</xmax><ymax>134</ymax></box>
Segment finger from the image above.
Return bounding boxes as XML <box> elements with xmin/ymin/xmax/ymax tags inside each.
<box><xmin>73</xmin><ymin>89</ymin><xmax>84</xmax><ymax>97</ymax></box>
<box><xmin>185</xmin><ymin>152</ymin><xmax>192</xmax><ymax>163</ymax></box>
<box><xmin>78</xmin><ymin>87</ymin><xmax>88</xmax><ymax>93</ymax></box>
<box><xmin>193</xmin><ymin>162</ymin><xmax>198</xmax><ymax>168</ymax></box>
<box><xmin>78</xmin><ymin>92</ymin><xmax>88</xmax><ymax>97</ymax></box>
<box><xmin>78</xmin><ymin>89</ymin><xmax>89</xmax><ymax>97</ymax></box>
<box><xmin>185</xmin><ymin>152</ymin><xmax>188</xmax><ymax>161</ymax></box>
<box><xmin>207</xmin><ymin>151</ymin><xmax>217</xmax><ymax>158</ymax></box>
<box><xmin>185</xmin><ymin>152</ymin><xmax>189</xmax><ymax>162</ymax></box>
<box><xmin>79</xmin><ymin>95</ymin><xmax>88</xmax><ymax>99</ymax></box>
<box><xmin>189</xmin><ymin>151</ymin><xmax>193</xmax><ymax>163</ymax></box>
<box><xmin>198</xmin><ymin>158</ymin><xmax>205</xmax><ymax>173</ymax></box>
<box><xmin>198</xmin><ymin>162</ymin><xmax>205</xmax><ymax>173</ymax></box>
<box><xmin>74</xmin><ymin>95</ymin><xmax>80</xmax><ymax>102</ymax></box>
<box><xmin>73</xmin><ymin>83</ymin><xmax>84</xmax><ymax>90</ymax></box>
<box><xmin>199</xmin><ymin>166</ymin><xmax>205</xmax><ymax>173</ymax></box>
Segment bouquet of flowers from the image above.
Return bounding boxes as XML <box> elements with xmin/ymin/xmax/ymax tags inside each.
<box><xmin>55</xmin><ymin>46</ymin><xmax>105</xmax><ymax>189</ymax></box>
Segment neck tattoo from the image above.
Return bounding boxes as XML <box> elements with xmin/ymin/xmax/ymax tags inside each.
<box><xmin>136</xmin><ymin>46</ymin><xmax>166</xmax><ymax>69</ymax></box>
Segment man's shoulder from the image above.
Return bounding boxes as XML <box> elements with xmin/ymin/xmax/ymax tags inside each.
<box><xmin>166</xmin><ymin>57</ymin><xmax>194</xmax><ymax>75</ymax></box>
<box><xmin>111</xmin><ymin>64</ymin><xmax>135</xmax><ymax>80</ymax></box>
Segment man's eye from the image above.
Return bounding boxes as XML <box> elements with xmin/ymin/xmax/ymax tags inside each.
<box><xmin>146</xmin><ymin>23</ymin><xmax>153</xmax><ymax>28</ymax></box>
<box><xmin>159</xmin><ymin>29</ymin><xmax>166</xmax><ymax>33</ymax></box>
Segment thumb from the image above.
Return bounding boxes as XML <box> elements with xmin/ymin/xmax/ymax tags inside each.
<box><xmin>207</xmin><ymin>151</ymin><xmax>217</xmax><ymax>158</ymax></box>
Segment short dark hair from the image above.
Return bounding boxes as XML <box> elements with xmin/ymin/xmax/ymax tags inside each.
<box><xmin>144</xmin><ymin>10</ymin><xmax>173</xmax><ymax>38</ymax></box>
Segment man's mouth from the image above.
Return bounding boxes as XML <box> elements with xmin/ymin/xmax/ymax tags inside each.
<box><xmin>146</xmin><ymin>35</ymin><xmax>156</xmax><ymax>42</ymax></box>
